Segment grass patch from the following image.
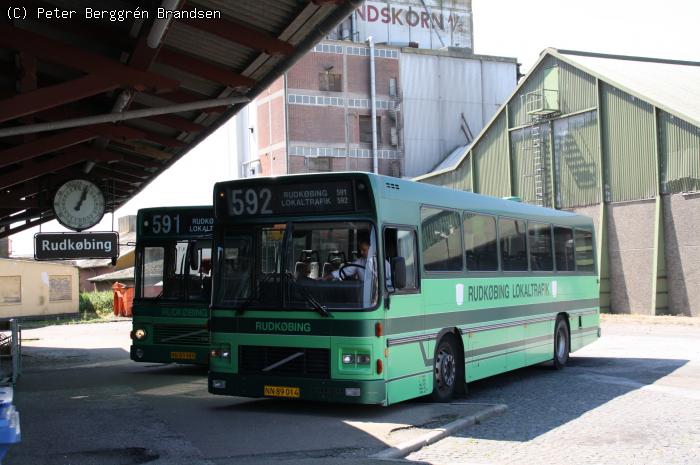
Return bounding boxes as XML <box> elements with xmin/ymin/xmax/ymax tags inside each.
<box><xmin>79</xmin><ymin>291</ymin><xmax>115</xmax><ymax>319</ymax></box>
<box><xmin>20</xmin><ymin>292</ymin><xmax>123</xmax><ymax>329</ymax></box>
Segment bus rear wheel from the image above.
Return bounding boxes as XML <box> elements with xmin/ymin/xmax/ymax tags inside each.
<box><xmin>553</xmin><ymin>316</ymin><xmax>570</xmax><ymax>369</ymax></box>
<box><xmin>431</xmin><ymin>334</ymin><xmax>462</xmax><ymax>402</ymax></box>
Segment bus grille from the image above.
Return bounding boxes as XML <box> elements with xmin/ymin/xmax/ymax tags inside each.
<box><xmin>152</xmin><ymin>324</ymin><xmax>208</xmax><ymax>346</ymax></box>
<box><xmin>239</xmin><ymin>346</ymin><xmax>330</xmax><ymax>378</ymax></box>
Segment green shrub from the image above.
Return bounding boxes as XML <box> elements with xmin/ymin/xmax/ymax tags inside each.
<box><xmin>79</xmin><ymin>291</ymin><xmax>114</xmax><ymax>318</ymax></box>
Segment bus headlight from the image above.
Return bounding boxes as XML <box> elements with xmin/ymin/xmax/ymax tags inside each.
<box><xmin>132</xmin><ymin>328</ymin><xmax>147</xmax><ymax>340</ymax></box>
<box><xmin>210</xmin><ymin>345</ymin><xmax>231</xmax><ymax>360</ymax></box>
<box><xmin>342</xmin><ymin>352</ymin><xmax>370</xmax><ymax>365</ymax></box>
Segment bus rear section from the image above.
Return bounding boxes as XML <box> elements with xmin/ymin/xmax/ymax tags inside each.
<box><xmin>208</xmin><ymin>174</ymin><xmax>391</xmax><ymax>404</ymax></box>
<box><xmin>131</xmin><ymin>207</ymin><xmax>213</xmax><ymax>365</ymax></box>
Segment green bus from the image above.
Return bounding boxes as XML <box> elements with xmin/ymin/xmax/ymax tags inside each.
<box><xmin>208</xmin><ymin>173</ymin><xmax>599</xmax><ymax>405</ymax></box>
<box><xmin>131</xmin><ymin>206</ymin><xmax>213</xmax><ymax>365</ymax></box>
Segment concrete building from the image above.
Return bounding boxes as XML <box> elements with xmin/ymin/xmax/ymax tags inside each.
<box><xmin>416</xmin><ymin>48</ymin><xmax>700</xmax><ymax>316</ymax></box>
<box><xmin>234</xmin><ymin>0</ymin><xmax>514</xmax><ymax>179</ymax></box>
<box><xmin>236</xmin><ymin>41</ymin><xmax>516</xmax><ymax>179</ymax></box>
<box><xmin>0</xmin><ymin>258</ymin><xmax>79</xmax><ymax>318</ymax></box>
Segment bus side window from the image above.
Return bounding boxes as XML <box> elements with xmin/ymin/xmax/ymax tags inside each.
<box><xmin>575</xmin><ymin>229</ymin><xmax>594</xmax><ymax>272</ymax></box>
<box><xmin>463</xmin><ymin>213</ymin><xmax>498</xmax><ymax>271</ymax></box>
<box><xmin>499</xmin><ymin>218</ymin><xmax>528</xmax><ymax>271</ymax></box>
<box><xmin>554</xmin><ymin>227</ymin><xmax>575</xmax><ymax>271</ymax></box>
<box><xmin>528</xmin><ymin>222</ymin><xmax>553</xmax><ymax>271</ymax></box>
<box><xmin>384</xmin><ymin>227</ymin><xmax>418</xmax><ymax>291</ymax></box>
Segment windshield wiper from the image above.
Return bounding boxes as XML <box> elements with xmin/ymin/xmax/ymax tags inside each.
<box><xmin>285</xmin><ymin>272</ymin><xmax>330</xmax><ymax>318</ymax></box>
<box><xmin>236</xmin><ymin>272</ymin><xmax>281</xmax><ymax>316</ymax></box>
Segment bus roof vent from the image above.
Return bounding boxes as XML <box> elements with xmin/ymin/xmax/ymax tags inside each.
<box><xmin>385</xmin><ymin>182</ymin><xmax>400</xmax><ymax>190</ymax></box>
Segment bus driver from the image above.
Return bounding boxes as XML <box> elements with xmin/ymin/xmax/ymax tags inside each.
<box><xmin>327</xmin><ymin>238</ymin><xmax>392</xmax><ymax>288</ymax></box>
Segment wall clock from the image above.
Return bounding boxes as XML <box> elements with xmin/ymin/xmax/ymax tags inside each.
<box><xmin>53</xmin><ymin>179</ymin><xmax>106</xmax><ymax>231</ymax></box>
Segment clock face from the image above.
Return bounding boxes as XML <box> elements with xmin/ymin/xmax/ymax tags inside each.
<box><xmin>53</xmin><ymin>179</ymin><xmax>106</xmax><ymax>231</ymax></box>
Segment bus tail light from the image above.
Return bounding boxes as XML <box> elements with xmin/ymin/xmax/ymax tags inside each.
<box><xmin>375</xmin><ymin>322</ymin><xmax>383</xmax><ymax>337</ymax></box>
<box><xmin>376</xmin><ymin>359</ymin><xmax>383</xmax><ymax>374</ymax></box>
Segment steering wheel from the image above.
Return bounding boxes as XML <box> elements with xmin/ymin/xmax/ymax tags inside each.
<box><xmin>338</xmin><ymin>263</ymin><xmax>365</xmax><ymax>280</ymax></box>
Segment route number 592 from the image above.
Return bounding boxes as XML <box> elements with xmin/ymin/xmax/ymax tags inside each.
<box><xmin>231</xmin><ymin>188</ymin><xmax>273</xmax><ymax>215</ymax></box>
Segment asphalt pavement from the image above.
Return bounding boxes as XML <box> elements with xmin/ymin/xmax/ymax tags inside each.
<box><xmin>6</xmin><ymin>316</ymin><xmax>700</xmax><ymax>465</ymax></box>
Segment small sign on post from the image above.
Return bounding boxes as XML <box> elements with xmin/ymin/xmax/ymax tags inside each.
<box><xmin>34</xmin><ymin>232</ymin><xmax>119</xmax><ymax>261</ymax></box>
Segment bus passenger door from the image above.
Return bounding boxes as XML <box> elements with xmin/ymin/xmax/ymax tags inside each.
<box><xmin>383</xmin><ymin>227</ymin><xmax>427</xmax><ymax>403</ymax></box>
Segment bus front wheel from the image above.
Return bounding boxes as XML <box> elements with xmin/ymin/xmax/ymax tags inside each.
<box><xmin>553</xmin><ymin>316</ymin><xmax>570</xmax><ymax>369</ymax></box>
<box><xmin>431</xmin><ymin>334</ymin><xmax>462</xmax><ymax>402</ymax></box>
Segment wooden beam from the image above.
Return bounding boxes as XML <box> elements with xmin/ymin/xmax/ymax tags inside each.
<box><xmin>158</xmin><ymin>49</ymin><xmax>256</xmax><ymax>89</ymax></box>
<box><xmin>0</xmin><ymin>154</ymin><xmax>87</xmax><ymax>190</ymax></box>
<box><xmin>0</xmin><ymin>215</ymin><xmax>53</xmax><ymax>237</ymax></box>
<box><xmin>180</xmin><ymin>9</ymin><xmax>295</xmax><ymax>56</ymax></box>
<box><xmin>91</xmin><ymin>167</ymin><xmax>145</xmax><ymax>185</ymax></box>
<box><xmin>0</xmin><ymin>198</ymin><xmax>40</xmax><ymax>209</ymax></box>
<box><xmin>0</xmin><ymin>129</ymin><xmax>98</xmax><ymax>169</ymax></box>
<box><xmin>130</xmin><ymin>103</ymin><xmax>205</xmax><ymax>133</ymax></box>
<box><xmin>0</xmin><ymin>75</ymin><xmax>119</xmax><ymax>124</ymax></box>
<box><xmin>0</xmin><ymin>25</ymin><xmax>179</xmax><ymax>92</ymax></box>
<box><xmin>113</xmin><ymin>141</ymin><xmax>174</xmax><ymax>161</ymax></box>
<box><xmin>118</xmin><ymin>152</ymin><xmax>164</xmax><ymax>169</ymax></box>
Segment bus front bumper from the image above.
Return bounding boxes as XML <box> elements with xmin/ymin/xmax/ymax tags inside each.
<box><xmin>208</xmin><ymin>372</ymin><xmax>387</xmax><ymax>405</ymax></box>
<box><xmin>130</xmin><ymin>345</ymin><xmax>209</xmax><ymax>365</ymax></box>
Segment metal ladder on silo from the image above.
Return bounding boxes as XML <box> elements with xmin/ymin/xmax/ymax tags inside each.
<box><xmin>531</xmin><ymin>115</ymin><xmax>546</xmax><ymax>207</ymax></box>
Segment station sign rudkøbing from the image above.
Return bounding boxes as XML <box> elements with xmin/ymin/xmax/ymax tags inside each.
<box><xmin>34</xmin><ymin>232</ymin><xmax>119</xmax><ymax>261</ymax></box>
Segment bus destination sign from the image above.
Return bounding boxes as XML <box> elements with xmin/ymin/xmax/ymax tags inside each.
<box><xmin>141</xmin><ymin>209</ymin><xmax>213</xmax><ymax>237</ymax></box>
<box><xmin>226</xmin><ymin>182</ymin><xmax>355</xmax><ymax>216</ymax></box>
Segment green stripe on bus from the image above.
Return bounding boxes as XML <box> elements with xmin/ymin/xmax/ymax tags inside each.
<box><xmin>211</xmin><ymin>298</ymin><xmax>598</xmax><ymax>337</ymax></box>
<box><xmin>385</xmin><ymin>298</ymin><xmax>598</xmax><ymax>335</ymax></box>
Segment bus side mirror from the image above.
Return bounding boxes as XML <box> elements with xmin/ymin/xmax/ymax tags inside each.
<box><xmin>391</xmin><ymin>257</ymin><xmax>406</xmax><ymax>290</ymax></box>
<box><xmin>189</xmin><ymin>243</ymin><xmax>199</xmax><ymax>271</ymax></box>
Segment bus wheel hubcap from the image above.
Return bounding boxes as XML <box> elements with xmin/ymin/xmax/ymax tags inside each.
<box><xmin>556</xmin><ymin>327</ymin><xmax>566</xmax><ymax>360</ymax></box>
<box><xmin>435</xmin><ymin>348</ymin><xmax>455</xmax><ymax>391</ymax></box>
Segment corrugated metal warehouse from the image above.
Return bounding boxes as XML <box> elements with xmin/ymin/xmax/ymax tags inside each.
<box><xmin>416</xmin><ymin>48</ymin><xmax>700</xmax><ymax>316</ymax></box>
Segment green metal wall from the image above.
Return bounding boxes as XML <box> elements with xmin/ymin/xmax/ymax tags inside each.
<box><xmin>659</xmin><ymin>110</ymin><xmax>700</xmax><ymax>193</ymax></box>
<box><xmin>557</xmin><ymin>60</ymin><xmax>597</xmax><ymax>114</ymax></box>
<box><xmin>423</xmin><ymin>152</ymin><xmax>473</xmax><ymax>192</ymax></box>
<box><xmin>508</xmin><ymin>56</ymin><xmax>597</xmax><ymax>128</ymax></box>
<box><xmin>473</xmin><ymin>112</ymin><xmax>510</xmax><ymax>198</ymax></box>
<box><xmin>600</xmin><ymin>83</ymin><xmax>658</xmax><ymax>202</ymax></box>
<box><xmin>422</xmin><ymin>55</ymin><xmax>700</xmax><ymax>208</ymax></box>
<box><xmin>552</xmin><ymin>110</ymin><xmax>600</xmax><ymax>208</ymax></box>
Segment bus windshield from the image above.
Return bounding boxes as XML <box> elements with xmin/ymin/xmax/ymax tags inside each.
<box><xmin>215</xmin><ymin>221</ymin><xmax>378</xmax><ymax>311</ymax></box>
<box><xmin>138</xmin><ymin>239</ymin><xmax>212</xmax><ymax>302</ymax></box>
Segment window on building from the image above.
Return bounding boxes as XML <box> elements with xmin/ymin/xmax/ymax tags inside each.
<box><xmin>499</xmin><ymin>218</ymin><xmax>528</xmax><ymax>271</ymax></box>
<box><xmin>421</xmin><ymin>207</ymin><xmax>463</xmax><ymax>272</ymax></box>
<box><xmin>463</xmin><ymin>213</ymin><xmax>498</xmax><ymax>271</ymax></box>
<box><xmin>49</xmin><ymin>275</ymin><xmax>72</xmax><ymax>302</ymax></box>
<box><xmin>528</xmin><ymin>222</ymin><xmax>553</xmax><ymax>271</ymax></box>
<box><xmin>319</xmin><ymin>73</ymin><xmax>342</xmax><ymax>92</ymax></box>
<box><xmin>575</xmin><ymin>229</ymin><xmax>595</xmax><ymax>272</ymax></box>
<box><xmin>0</xmin><ymin>276</ymin><xmax>21</xmax><ymax>304</ymax></box>
<box><xmin>554</xmin><ymin>227</ymin><xmax>575</xmax><ymax>271</ymax></box>
<box><xmin>307</xmin><ymin>157</ymin><xmax>332</xmax><ymax>172</ymax></box>
<box><xmin>359</xmin><ymin>116</ymin><xmax>381</xmax><ymax>144</ymax></box>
